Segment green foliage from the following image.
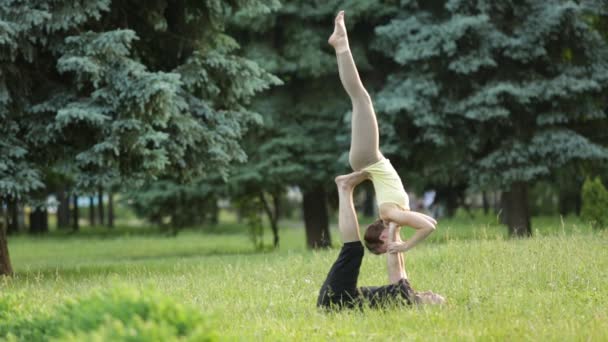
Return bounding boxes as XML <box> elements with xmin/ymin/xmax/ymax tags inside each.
<box><xmin>0</xmin><ymin>0</ymin><xmax>280</xmax><ymax>200</ymax></box>
<box><xmin>0</xmin><ymin>139</ymin><xmax>44</xmax><ymax>198</ymax></box>
<box><xmin>0</xmin><ymin>287</ymin><xmax>216</xmax><ymax>341</ymax></box>
<box><xmin>127</xmin><ymin>179</ymin><xmax>221</xmax><ymax>232</ymax></box>
<box><xmin>233</xmin><ymin>197</ymin><xmax>266</xmax><ymax>250</ymax></box>
<box><xmin>373</xmin><ymin>0</ymin><xmax>608</xmax><ymax>191</ymax></box>
<box><xmin>581</xmin><ymin>177</ymin><xmax>608</xmax><ymax>229</ymax></box>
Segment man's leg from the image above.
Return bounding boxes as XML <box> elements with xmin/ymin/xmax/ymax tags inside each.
<box><xmin>317</xmin><ymin>171</ymin><xmax>368</xmax><ymax>309</ymax></box>
<box><xmin>334</xmin><ymin>170</ymin><xmax>368</xmax><ymax>242</ymax></box>
<box><xmin>329</xmin><ymin>11</ymin><xmax>382</xmax><ymax>171</ymax></box>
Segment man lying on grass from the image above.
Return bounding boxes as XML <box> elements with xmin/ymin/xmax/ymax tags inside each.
<box><xmin>317</xmin><ymin>171</ymin><xmax>445</xmax><ymax>309</ymax></box>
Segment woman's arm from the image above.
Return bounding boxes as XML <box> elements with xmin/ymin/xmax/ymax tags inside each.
<box><xmin>383</xmin><ymin>207</ymin><xmax>436</xmax><ymax>253</ymax></box>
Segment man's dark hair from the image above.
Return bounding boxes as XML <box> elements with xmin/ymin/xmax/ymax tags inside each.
<box><xmin>364</xmin><ymin>219</ymin><xmax>385</xmax><ymax>254</ymax></box>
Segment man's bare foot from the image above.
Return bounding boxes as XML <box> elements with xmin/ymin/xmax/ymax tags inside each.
<box><xmin>328</xmin><ymin>10</ymin><xmax>349</xmax><ymax>53</ymax></box>
<box><xmin>414</xmin><ymin>291</ymin><xmax>446</xmax><ymax>306</ymax></box>
<box><xmin>335</xmin><ymin>170</ymin><xmax>369</xmax><ymax>191</ymax></box>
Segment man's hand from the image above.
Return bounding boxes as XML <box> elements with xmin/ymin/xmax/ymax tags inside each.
<box><xmin>387</xmin><ymin>241</ymin><xmax>406</xmax><ymax>254</ymax></box>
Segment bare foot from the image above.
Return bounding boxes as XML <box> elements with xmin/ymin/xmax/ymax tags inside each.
<box><xmin>328</xmin><ymin>10</ymin><xmax>349</xmax><ymax>53</ymax></box>
<box><xmin>414</xmin><ymin>291</ymin><xmax>446</xmax><ymax>306</ymax></box>
<box><xmin>335</xmin><ymin>170</ymin><xmax>369</xmax><ymax>191</ymax></box>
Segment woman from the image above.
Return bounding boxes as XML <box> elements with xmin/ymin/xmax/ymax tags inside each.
<box><xmin>328</xmin><ymin>11</ymin><xmax>437</xmax><ymax>254</ymax></box>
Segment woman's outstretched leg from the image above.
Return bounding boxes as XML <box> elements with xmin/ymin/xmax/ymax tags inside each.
<box><xmin>329</xmin><ymin>11</ymin><xmax>382</xmax><ymax>171</ymax></box>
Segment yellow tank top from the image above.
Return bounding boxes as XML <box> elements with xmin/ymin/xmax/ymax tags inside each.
<box><xmin>362</xmin><ymin>158</ymin><xmax>410</xmax><ymax>210</ymax></box>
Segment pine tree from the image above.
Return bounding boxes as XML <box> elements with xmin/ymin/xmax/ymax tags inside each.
<box><xmin>373</xmin><ymin>0</ymin><xmax>608</xmax><ymax>235</ymax></box>
<box><xmin>127</xmin><ymin>178</ymin><xmax>222</xmax><ymax>234</ymax></box>
<box><xmin>0</xmin><ymin>0</ymin><xmax>280</xmax><ymax>275</ymax></box>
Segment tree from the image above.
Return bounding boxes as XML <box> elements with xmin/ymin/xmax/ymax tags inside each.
<box><xmin>97</xmin><ymin>188</ymin><xmax>104</xmax><ymax>226</ymax></box>
<box><xmin>227</xmin><ymin>157</ymin><xmax>285</xmax><ymax>248</ymax></box>
<box><xmin>581</xmin><ymin>177</ymin><xmax>608</xmax><ymax>229</ymax></box>
<box><xmin>5</xmin><ymin>199</ymin><xmax>21</xmax><ymax>235</ymax></box>
<box><xmin>72</xmin><ymin>195</ymin><xmax>80</xmax><ymax>232</ymax></box>
<box><xmin>373</xmin><ymin>0</ymin><xmax>608</xmax><ymax>236</ymax></box>
<box><xmin>128</xmin><ymin>179</ymin><xmax>222</xmax><ymax>234</ymax></box>
<box><xmin>107</xmin><ymin>190</ymin><xmax>114</xmax><ymax>228</ymax></box>
<box><xmin>0</xmin><ymin>199</ymin><xmax>12</xmax><ymax>275</ymax></box>
<box><xmin>56</xmin><ymin>186</ymin><xmax>71</xmax><ymax>229</ymax></box>
<box><xmin>89</xmin><ymin>196</ymin><xmax>96</xmax><ymax>226</ymax></box>
<box><xmin>29</xmin><ymin>207</ymin><xmax>49</xmax><ymax>234</ymax></box>
<box><xmin>0</xmin><ymin>0</ymin><xmax>279</xmax><ymax>275</ymax></box>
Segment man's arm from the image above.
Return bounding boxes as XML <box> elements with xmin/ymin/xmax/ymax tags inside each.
<box><xmin>386</xmin><ymin>222</ymin><xmax>406</xmax><ymax>283</ymax></box>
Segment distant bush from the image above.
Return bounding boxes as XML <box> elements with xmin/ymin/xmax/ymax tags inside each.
<box><xmin>0</xmin><ymin>287</ymin><xmax>217</xmax><ymax>341</ymax></box>
<box><xmin>580</xmin><ymin>177</ymin><xmax>608</xmax><ymax>230</ymax></box>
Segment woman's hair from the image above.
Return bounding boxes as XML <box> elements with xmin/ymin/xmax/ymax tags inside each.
<box><xmin>364</xmin><ymin>219</ymin><xmax>386</xmax><ymax>254</ymax></box>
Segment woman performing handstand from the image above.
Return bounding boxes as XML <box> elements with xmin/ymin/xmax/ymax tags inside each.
<box><xmin>328</xmin><ymin>10</ymin><xmax>437</xmax><ymax>254</ymax></box>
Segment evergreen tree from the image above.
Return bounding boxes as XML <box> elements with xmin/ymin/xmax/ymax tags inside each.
<box><xmin>127</xmin><ymin>178</ymin><xmax>222</xmax><ymax>234</ymax></box>
<box><xmin>0</xmin><ymin>0</ymin><xmax>280</xmax><ymax>275</ymax></box>
<box><xmin>581</xmin><ymin>177</ymin><xmax>608</xmax><ymax>229</ymax></box>
<box><xmin>373</xmin><ymin>0</ymin><xmax>608</xmax><ymax>235</ymax></box>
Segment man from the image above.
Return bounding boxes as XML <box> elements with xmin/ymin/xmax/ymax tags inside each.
<box><xmin>317</xmin><ymin>171</ymin><xmax>445</xmax><ymax>309</ymax></box>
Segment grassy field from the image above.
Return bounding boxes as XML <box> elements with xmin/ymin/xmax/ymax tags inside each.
<box><xmin>1</xmin><ymin>214</ymin><xmax>607</xmax><ymax>341</ymax></box>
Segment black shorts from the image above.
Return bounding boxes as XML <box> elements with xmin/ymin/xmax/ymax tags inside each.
<box><xmin>317</xmin><ymin>241</ymin><xmax>414</xmax><ymax>309</ymax></box>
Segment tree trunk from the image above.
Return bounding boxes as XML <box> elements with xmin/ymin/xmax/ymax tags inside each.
<box><xmin>499</xmin><ymin>191</ymin><xmax>509</xmax><ymax>225</ymax></box>
<box><xmin>437</xmin><ymin>187</ymin><xmax>460</xmax><ymax>218</ymax></box>
<box><xmin>493</xmin><ymin>191</ymin><xmax>501</xmax><ymax>214</ymax></box>
<box><xmin>0</xmin><ymin>202</ymin><xmax>13</xmax><ymax>275</ymax></box>
<box><xmin>72</xmin><ymin>195</ymin><xmax>80</xmax><ymax>231</ymax></box>
<box><xmin>482</xmin><ymin>191</ymin><xmax>490</xmax><ymax>215</ymax></box>
<box><xmin>259</xmin><ymin>192</ymin><xmax>280</xmax><ymax>248</ymax></box>
<box><xmin>272</xmin><ymin>192</ymin><xmax>281</xmax><ymax>243</ymax></box>
<box><xmin>574</xmin><ymin>192</ymin><xmax>582</xmax><ymax>216</ymax></box>
<box><xmin>2</xmin><ymin>200</ymin><xmax>6</xmax><ymax>232</ymax></box>
<box><xmin>302</xmin><ymin>185</ymin><xmax>331</xmax><ymax>249</ymax></box>
<box><xmin>558</xmin><ymin>188</ymin><xmax>582</xmax><ymax>217</ymax></box>
<box><xmin>7</xmin><ymin>198</ymin><xmax>19</xmax><ymax>235</ymax></box>
<box><xmin>363</xmin><ymin>186</ymin><xmax>375</xmax><ymax>217</ymax></box>
<box><xmin>108</xmin><ymin>191</ymin><xmax>114</xmax><ymax>228</ymax></box>
<box><xmin>29</xmin><ymin>206</ymin><xmax>49</xmax><ymax>234</ymax></box>
<box><xmin>273</xmin><ymin>192</ymin><xmax>281</xmax><ymax>220</ymax></box>
<box><xmin>174</xmin><ymin>191</ymin><xmax>186</xmax><ymax>229</ymax></box>
<box><xmin>446</xmin><ymin>191</ymin><xmax>458</xmax><ymax>218</ymax></box>
<box><xmin>98</xmin><ymin>187</ymin><xmax>105</xmax><ymax>226</ymax></box>
<box><xmin>209</xmin><ymin>197</ymin><xmax>219</xmax><ymax>225</ymax></box>
<box><xmin>57</xmin><ymin>188</ymin><xmax>70</xmax><ymax>229</ymax></box>
<box><xmin>17</xmin><ymin>205</ymin><xmax>24</xmax><ymax>230</ymax></box>
<box><xmin>502</xmin><ymin>182</ymin><xmax>532</xmax><ymax>237</ymax></box>
<box><xmin>89</xmin><ymin>196</ymin><xmax>95</xmax><ymax>226</ymax></box>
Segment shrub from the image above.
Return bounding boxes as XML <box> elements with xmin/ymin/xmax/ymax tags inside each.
<box><xmin>0</xmin><ymin>287</ymin><xmax>217</xmax><ymax>341</ymax></box>
<box><xmin>580</xmin><ymin>177</ymin><xmax>608</xmax><ymax>230</ymax></box>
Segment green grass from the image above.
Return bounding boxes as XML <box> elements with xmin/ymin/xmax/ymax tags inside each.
<box><xmin>1</xmin><ymin>215</ymin><xmax>607</xmax><ymax>341</ymax></box>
